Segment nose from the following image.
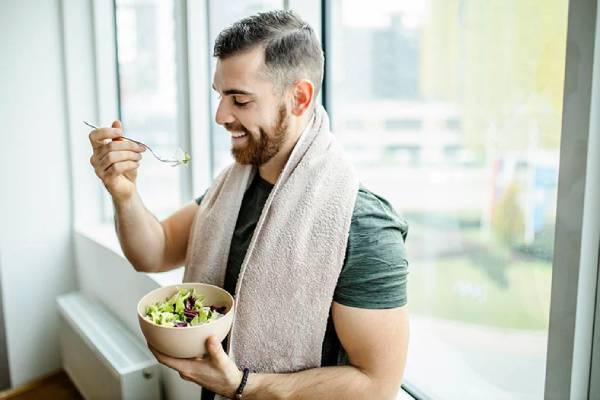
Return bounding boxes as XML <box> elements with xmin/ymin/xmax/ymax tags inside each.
<box><xmin>215</xmin><ymin>98</ymin><xmax>235</xmax><ymax>126</ymax></box>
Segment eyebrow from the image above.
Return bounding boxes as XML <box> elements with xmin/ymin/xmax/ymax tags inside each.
<box><xmin>212</xmin><ymin>83</ymin><xmax>254</xmax><ymax>96</ymax></box>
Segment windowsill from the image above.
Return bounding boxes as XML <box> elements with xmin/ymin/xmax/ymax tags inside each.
<box><xmin>74</xmin><ymin>222</ymin><xmax>184</xmax><ymax>287</ymax></box>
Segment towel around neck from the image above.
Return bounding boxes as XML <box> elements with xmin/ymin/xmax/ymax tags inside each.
<box><xmin>183</xmin><ymin>105</ymin><xmax>359</xmax><ymax>387</ymax></box>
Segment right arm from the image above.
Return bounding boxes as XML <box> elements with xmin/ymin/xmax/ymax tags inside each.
<box><xmin>89</xmin><ymin>120</ymin><xmax>198</xmax><ymax>273</ymax></box>
<box><xmin>113</xmin><ymin>194</ymin><xmax>198</xmax><ymax>273</ymax></box>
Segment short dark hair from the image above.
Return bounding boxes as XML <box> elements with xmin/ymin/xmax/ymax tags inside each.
<box><xmin>213</xmin><ymin>10</ymin><xmax>324</xmax><ymax>99</ymax></box>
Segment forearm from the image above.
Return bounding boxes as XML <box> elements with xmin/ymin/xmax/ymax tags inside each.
<box><xmin>113</xmin><ymin>191</ymin><xmax>166</xmax><ymax>272</ymax></box>
<box><xmin>243</xmin><ymin>365</ymin><xmax>396</xmax><ymax>400</ymax></box>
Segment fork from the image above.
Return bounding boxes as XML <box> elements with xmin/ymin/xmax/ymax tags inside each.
<box><xmin>83</xmin><ymin>121</ymin><xmax>189</xmax><ymax>167</ymax></box>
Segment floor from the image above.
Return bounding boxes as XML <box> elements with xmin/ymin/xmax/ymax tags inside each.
<box><xmin>0</xmin><ymin>370</ymin><xmax>82</xmax><ymax>400</ymax></box>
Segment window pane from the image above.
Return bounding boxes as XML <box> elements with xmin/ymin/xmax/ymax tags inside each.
<box><xmin>328</xmin><ymin>0</ymin><xmax>568</xmax><ymax>398</ymax></box>
<box><xmin>207</xmin><ymin>0</ymin><xmax>283</xmax><ymax>177</ymax></box>
<box><xmin>112</xmin><ymin>0</ymin><xmax>181</xmax><ymax>220</ymax></box>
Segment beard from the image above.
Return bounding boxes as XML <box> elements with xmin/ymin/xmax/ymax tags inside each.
<box><xmin>225</xmin><ymin>103</ymin><xmax>289</xmax><ymax>166</ymax></box>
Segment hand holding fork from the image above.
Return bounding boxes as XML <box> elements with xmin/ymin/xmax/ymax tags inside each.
<box><xmin>84</xmin><ymin>121</ymin><xmax>190</xmax><ymax>167</ymax></box>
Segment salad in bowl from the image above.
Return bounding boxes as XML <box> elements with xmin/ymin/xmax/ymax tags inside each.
<box><xmin>137</xmin><ymin>283</ymin><xmax>234</xmax><ymax>358</ymax></box>
<box><xmin>144</xmin><ymin>287</ymin><xmax>228</xmax><ymax>328</ymax></box>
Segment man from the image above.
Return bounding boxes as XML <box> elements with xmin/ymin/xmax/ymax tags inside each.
<box><xmin>89</xmin><ymin>10</ymin><xmax>409</xmax><ymax>400</ymax></box>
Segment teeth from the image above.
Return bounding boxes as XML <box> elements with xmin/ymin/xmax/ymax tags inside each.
<box><xmin>231</xmin><ymin>132</ymin><xmax>247</xmax><ymax>138</ymax></box>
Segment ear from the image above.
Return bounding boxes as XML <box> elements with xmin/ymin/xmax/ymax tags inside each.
<box><xmin>290</xmin><ymin>79</ymin><xmax>314</xmax><ymax>117</ymax></box>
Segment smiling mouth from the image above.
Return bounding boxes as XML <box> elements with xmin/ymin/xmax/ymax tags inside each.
<box><xmin>230</xmin><ymin>131</ymin><xmax>248</xmax><ymax>140</ymax></box>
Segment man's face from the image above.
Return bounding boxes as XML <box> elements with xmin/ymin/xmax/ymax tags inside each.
<box><xmin>212</xmin><ymin>47</ymin><xmax>290</xmax><ymax>165</ymax></box>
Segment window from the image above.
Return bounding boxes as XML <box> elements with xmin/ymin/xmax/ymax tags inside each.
<box><xmin>385</xmin><ymin>119</ymin><xmax>423</xmax><ymax>131</ymax></box>
<box><xmin>94</xmin><ymin>1</ymin><xmax>597</xmax><ymax>397</ymax></box>
<box><xmin>207</xmin><ymin>0</ymin><xmax>284</xmax><ymax>177</ymax></box>
<box><xmin>112</xmin><ymin>0</ymin><xmax>181</xmax><ymax>220</ymax></box>
<box><xmin>327</xmin><ymin>0</ymin><xmax>568</xmax><ymax>398</ymax></box>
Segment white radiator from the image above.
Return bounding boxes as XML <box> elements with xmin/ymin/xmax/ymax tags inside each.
<box><xmin>57</xmin><ymin>292</ymin><xmax>161</xmax><ymax>400</ymax></box>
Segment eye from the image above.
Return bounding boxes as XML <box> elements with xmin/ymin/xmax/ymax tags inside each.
<box><xmin>233</xmin><ymin>97</ymin><xmax>250</xmax><ymax>107</ymax></box>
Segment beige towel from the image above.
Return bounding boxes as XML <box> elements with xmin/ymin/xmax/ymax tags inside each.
<box><xmin>183</xmin><ymin>105</ymin><xmax>358</xmax><ymax>396</ymax></box>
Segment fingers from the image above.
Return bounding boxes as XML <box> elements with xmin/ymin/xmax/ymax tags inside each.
<box><xmin>148</xmin><ymin>343</ymin><xmax>197</xmax><ymax>373</ymax></box>
<box><xmin>179</xmin><ymin>372</ymin><xmax>191</xmax><ymax>381</ymax></box>
<box><xmin>88</xmin><ymin>127</ymin><xmax>123</xmax><ymax>149</ymax></box>
<box><xmin>103</xmin><ymin>160</ymin><xmax>140</xmax><ymax>177</ymax></box>
<box><xmin>95</xmin><ymin>151</ymin><xmax>142</xmax><ymax>171</ymax></box>
<box><xmin>206</xmin><ymin>336</ymin><xmax>227</xmax><ymax>366</ymax></box>
<box><xmin>90</xmin><ymin>140</ymin><xmax>145</xmax><ymax>175</ymax></box>
<box><xmin>94</xmin><ymin>139</ymin><xmax>145</xmax><ymax>159</ymax></box>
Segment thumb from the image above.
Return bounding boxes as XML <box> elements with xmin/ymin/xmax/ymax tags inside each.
<box><xmin>112</xmin><ymin>120</ymin><xmax>122</xmax><ymax>129</ymax></box>
<box><xmin>206</xmin><ymin>336</ymin><xmax>226</xmax><ymax>362</ymax></box>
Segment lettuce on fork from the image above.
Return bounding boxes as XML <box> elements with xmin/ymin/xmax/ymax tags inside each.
<box><xmin>145</xmin><ymin>287</ymin><xmax>226</xmax><ymax>327</ymax></box>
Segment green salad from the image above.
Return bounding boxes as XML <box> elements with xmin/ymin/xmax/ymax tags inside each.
<box><xmin>144</xmin><ymin>287</ymin><xmax>227</xmax><ymax>328</ymax></box>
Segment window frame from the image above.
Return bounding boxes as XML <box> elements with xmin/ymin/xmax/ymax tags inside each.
<box><xmin>61</xmin><ymin>0</ymin><xmax>121</xmax><ymax>228</ymax></box>
<box><xmin>98</xmin><ymin>0</ymin><xmax>123</xmax><ymax>222</ymax></box>
<box><xmin>286</xmin><ymin>0</ymin><xmax>324</xmax><ymax>109</ymax></box>
<box><xmin>544</xmin><ymin>0</ymin><xmax>600</xmax><ymax>398</ymax></box>
<box><xmin>173</xmin><ymin>0</ymin><xmax>194</xmax><ymax>203</ymax></box>
<box><xmin>61</xmin><ymin>0</ymin><xmax>107</xmax><ymax>229</ymax></box>
<box><xmin>184</xmin><ymin>0</ymin><xmax>213</xmax><ymax>196</ymax></box>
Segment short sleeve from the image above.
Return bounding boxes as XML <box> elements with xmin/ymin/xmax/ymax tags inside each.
<box><xmin>195</xmin><ymin>187</ymin><xmax>208</xmax><ymax>205</ymax></box>
<box><xmin>333</xmin><ymin>186</ymin><xmax>409</xmax><ymax>309</ymax></box>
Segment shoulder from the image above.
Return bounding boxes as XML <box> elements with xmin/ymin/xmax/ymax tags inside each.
<box><xmin>351</xmin><ymin>185</ymin><xmax>408</xmax><ymax>241</ymax></box>
<box><xmin>333</xmin><ymin>185</ymin><xmax>409</xmax><ymax>309</ymax></box>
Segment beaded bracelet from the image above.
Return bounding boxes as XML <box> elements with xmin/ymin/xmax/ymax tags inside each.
<box><xmin>235</xmin><ymin>368</ymin><xmax>250</xmax><ymax>399</ymax></box>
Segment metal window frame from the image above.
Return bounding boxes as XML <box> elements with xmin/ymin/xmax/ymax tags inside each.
<box><xmin>0</xmin><ymin>251</ymin><xmax>10</xmax><ymax>390</ymax></box>
<box><xmin>99</xmin><ymin>0</ymin><xmax>122</xmax><ymax>222</ymax></box>
<box><xmin>545</xmin><ymin>0</ymin><xmax>600</xmax><ymax>398</ymax></box>
<box><xmin>173</xmin><ymin>0</ymin><xmax>194</xmax><ymax>203</ymax></box>
<box><xmin>285</xmin><ymin>0</ymin><xmax>325</xmax><ymax>108</ymax></box>
<box><xmin>320</xmin><ymin>0</ymin><xmax>329</xmax><ymax>112</ymax></box>
<box><xmin>591</xmin><ymin>242</ymin><xmax>600</xmax><ymax>398</ymax></box>
<box><xmin>184</xmin><ymin>0</ymin><xmax>213</xmax><ymax>196</ymax></box>
<box><xmin>60</xmin><ymin>0</ymin><xmax>117</xmax><ymax>227</ymax></box>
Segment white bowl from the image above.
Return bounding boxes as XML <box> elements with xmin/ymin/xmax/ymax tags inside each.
<box><xmin>137</xmin><ymin>283</ymin><xmax>234</xmax><ymax>358</ymax></box>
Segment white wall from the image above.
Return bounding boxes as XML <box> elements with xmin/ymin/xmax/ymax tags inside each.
<box><xmin>0</xmin><ymin>0</ymin><xmax>77</xmax><ymax>388</ymax></box>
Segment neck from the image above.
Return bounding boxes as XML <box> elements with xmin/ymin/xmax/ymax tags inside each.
<box><xmin>258</xmin><ymin>109</ymin><xmax>315</xmax><ymax>184</ymax></box>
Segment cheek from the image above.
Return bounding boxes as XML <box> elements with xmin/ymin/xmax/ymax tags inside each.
<box><xmin>237</xmin><ymin>102</ymin><xmax>276</xmax><ymax>134</ymax></box>
<box><xmin>238</xmin><ymin>115</ymin><xmax>266</xmax><ymax>136</ymax></box>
